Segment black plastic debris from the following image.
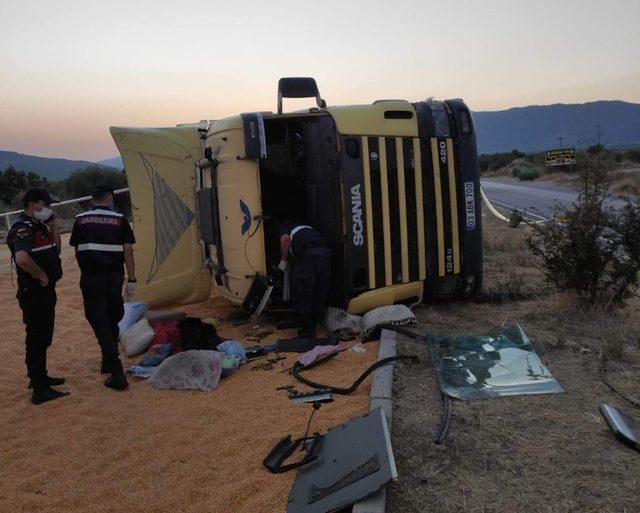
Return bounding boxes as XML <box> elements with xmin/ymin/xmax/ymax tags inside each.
<box><xmin>600</xmin><ymin>404</ymin><xmax>640</xmax><ymax>452</ymax></box>
<box><xmin>286</xmin><ymin>408</ymin><xmax>396</xmax><ymax>513</ymax></box>
<box><xmin>275</xmin><ymin>336</ymin><xmax>339</xmax><ymax>353</ymax></box>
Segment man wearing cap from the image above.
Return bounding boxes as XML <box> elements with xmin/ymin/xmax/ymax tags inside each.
<box><xmin>70</xmin><ymin>184</ymin><xmax>136</xmax><ymax>390</ymax></box>
<box><xmin>7</xmin><ymin>188</ymin><xmax>69</xmax><ymax>404</ymax></box>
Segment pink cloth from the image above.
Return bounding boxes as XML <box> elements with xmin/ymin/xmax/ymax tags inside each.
<box><xmin>297</xmin><ymin>345</ymin><xmax>341</xmax><ymax>367</ymax></box>
<box><xmin>151</xmin><ymin>322</ymin><xmax>182</xmax><ymax>354</ymax></box>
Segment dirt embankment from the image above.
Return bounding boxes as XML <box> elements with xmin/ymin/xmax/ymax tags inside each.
<box><xmin>485</xmin><ymin>157</ymin><xmax>640</xmax><ymax>197</ymax></box>
<box><xmin>387</xmin><ymin>215</ymin><xmax>640</xmax><ymax>513</ymax></box>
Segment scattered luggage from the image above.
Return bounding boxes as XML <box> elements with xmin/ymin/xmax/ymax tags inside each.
<box><xmin>148</xmin><ymin>350</ymin><xmax>223</xmax><ymax>392</ymax></box>
<box><xmin>118</xmin><ymin>301</ymin><xmax>148</xmax><ymax>336</ymax></box>
<box><xmin>120</xmin><ymin>318</ymin><xmax>155</xmax><ymax>357</ymax></box>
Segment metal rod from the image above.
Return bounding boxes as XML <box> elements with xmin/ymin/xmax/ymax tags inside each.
<box><xmin>1</xmin><ymin>188</ymin><xmax>130</xmax><ymax>219</ymax></box>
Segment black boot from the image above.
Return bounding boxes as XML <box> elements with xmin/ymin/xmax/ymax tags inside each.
<box><xmin>101</xmin><ymin>360</ymin><xmax>111</xmax><ymax>374</ymax></box>
<box><xmin>104</xmin><ymin>359</ymin><xmax>128</xmax><ymax>390</ymax></box>
<box><xmin>31</xmin><ymin>385</ymin><xmax>69</xmax><ymax>405</ymax></box>
<box><xmin>28</xmin><ymin>375</ymin><xmax>66</xmax><ymax>389</ymax></box>
<box><xmin>298</xmin><ymin>319</ymin><xmax>317</xmax><ymax>338</ymax></box>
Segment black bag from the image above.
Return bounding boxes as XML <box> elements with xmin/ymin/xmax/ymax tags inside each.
<box><xmin>178</xmin><ymin>317</ymin><xmax>223</xmax><ymax>351</ymax></box>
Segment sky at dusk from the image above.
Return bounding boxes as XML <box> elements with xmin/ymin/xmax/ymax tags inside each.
<box><xmin>1</xmin><ymin>0</ymin><xmax>639</xmax><ymax>161</ymax></box>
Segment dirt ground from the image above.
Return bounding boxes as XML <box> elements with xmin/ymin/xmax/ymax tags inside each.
<box><xmin>0</xmin><ymin>237</ymin><xmax>377</xmax><ymax>513</ymax></box>
<box><xmin>387</xmin><ymin>216</ymin><xmax>640</xmax><ymax>513</ymax></box>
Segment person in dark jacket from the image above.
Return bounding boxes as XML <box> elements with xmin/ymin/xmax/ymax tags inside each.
<box><xmin>70</xmin><ymin>184</ymin><xmax>136</xmax><ymax>390</ymax></box>
<box><xmin>277</xmin><ymin>222</ymin><xmax>331</xmax><ymax>336</ymax></box>
<box><xmin>7</xmin><ymin>188</ymin><xmax>69</xmax><ymax>405</ymax></box>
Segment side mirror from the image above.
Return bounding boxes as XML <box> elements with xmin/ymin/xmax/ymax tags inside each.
<box><xmin>277</xmin><ymin>77</ymin><xmax>326</xmax><ymax>114</ymax></box>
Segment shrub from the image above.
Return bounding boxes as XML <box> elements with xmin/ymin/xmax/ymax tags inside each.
<box><xmin>65</xmin><ymin>166</ymin><xmax>127</xmax><ymax>198</ymax></box>
<box><xmin>518</xmin><ymin>169</ymin><xmax>540</xmax><ymax>181</ymax></box>
<box><xmin>625</xmin><ymin>149</ymin><xmax>640</xmax><ymax>163</ymax></box>
<box><xmin>587</xmin><ymin>143</ymin><xmax>604</xmax><ymax>155</ymax></box>
<box><xmin>479</xmin><ymin>149</ymin><xmax>525</xmax><ymax>173</ymax></box>
<box><xmin>528</xmin><ymin>156</ymin><xmax>640</xmax><ymax>307</ymax></box>
<box><xmin>64</xmin><ymin>166</ymin><xmax>131</xmax><ymax>217</ymax></box>
<box><xmin>511</xmin><ymin>167</ymin><xmax>521</xmax><ymax>178</ymax></box>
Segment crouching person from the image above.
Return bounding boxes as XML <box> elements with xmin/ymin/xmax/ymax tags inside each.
<box><xmin>70</xmin><ymin>184</ymin><xmax>136</xmax><ymax>390</ymax></box>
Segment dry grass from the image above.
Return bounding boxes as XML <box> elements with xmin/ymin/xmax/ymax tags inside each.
<box><xmin>610</xmin><ymin>169</ymin><xmax>640</xmax><ymax>197</ymax></box>
<box><xmin>481</xmin><ymin>215</ymin><xmax>548</xmax><ymax>300</ymax></box>
<box><xmin>484</xmin><ymin>157</ymin><xmax>640</xmax><ymax>197</ymax></box>
<box><xmin>538</xmin><ymin>164</ymin><xmax>640</xmax><ymax>197</ymax></box>
<box><xmin>484</xmin><ymin>158</ymin><xmax>541</xmax><ymax>180</ymax></box>
<box><xmin>387</xmin><ymin>214</ymin><xmax>640</xmax><ymax>513</ymax></box>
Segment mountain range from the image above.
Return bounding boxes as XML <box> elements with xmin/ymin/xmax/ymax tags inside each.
<box><xmin>473</xmin><ymin>100</ymin><xmax>640</xmax><ymax>154</ymax></box>
<box><xmin>1</xmin><ymin>100</ymin><xmax>639</xmax><ymax>179</ymax></box>
<box><xmin>0</xmin><ymin>151</ymin><xmax>122</xmax><ymax>180</ymax></box>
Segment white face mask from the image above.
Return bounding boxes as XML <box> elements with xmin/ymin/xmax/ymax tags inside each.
<box><xmin>34</xmin><ymin>206</ymin><xmax>53</xmax><ymax>222</ymax></box>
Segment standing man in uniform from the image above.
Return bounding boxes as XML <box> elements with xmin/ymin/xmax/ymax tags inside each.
<box><xmin>7</xmin><ymin>188</ymin><xmax>69</xmax><ymax>405</ymax></box>
<box><xmin>70</xmin><ymin>184</ymin><xmax>136</xmax><ymax>390</ymax></box>
<box><xmin>277</xmin><ymin>222</ymin><xmax>332</xmax><ymax>337</ymax></box>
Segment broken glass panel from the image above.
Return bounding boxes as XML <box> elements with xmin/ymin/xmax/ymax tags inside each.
<box><xmin>429</xmin><ymin>324</ymin><xmax>564</xmax><ymax>400</ymax></box>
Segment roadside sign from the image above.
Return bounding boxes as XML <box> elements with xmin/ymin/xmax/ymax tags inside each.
<box><xmin>545</xmin><ymin>148</ymin><xmax>576</xmax><ymax>167</ymax></box>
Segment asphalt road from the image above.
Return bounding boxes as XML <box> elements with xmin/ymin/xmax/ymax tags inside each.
<box><xmin>480</xmin><ymin>178</ymin><xmax>629</xmax><ymax>221</ymax></box>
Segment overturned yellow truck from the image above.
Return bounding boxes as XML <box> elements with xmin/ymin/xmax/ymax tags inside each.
<box><xmin>110</xmin><ymin>77</ymin><xmax>482</xmax><ymax>314</ymax></box>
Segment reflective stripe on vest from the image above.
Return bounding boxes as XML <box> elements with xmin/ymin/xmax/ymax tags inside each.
<box><xmin>289</xmin><ymin>225</ymin><xmax>312</xmax><ymax>240</ymax></box>
<box><xmin>31</xmin><ymin>244</ymin><xmax>56</xmax><ymax>253</ymax></box>
<box><xmin>289</xmin><ymin>225</ymin><xmax>313</xmax><ymax>256</ymax></box>
<box><xmin>77</xmin><ymin>242</ymin><xmax>124</xmax><ymax>252</ymax></box>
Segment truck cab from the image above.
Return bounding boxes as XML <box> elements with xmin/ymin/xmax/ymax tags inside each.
<box><xmin>110</xmin><ymin>77</ymin><xmax>482</xmax><ymax>314</ymax></box>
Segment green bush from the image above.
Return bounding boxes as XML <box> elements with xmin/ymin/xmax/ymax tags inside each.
<box><xmin>528</xmin><ymin>156</ymin><xmax>640</xmax><ymax>307</ymax></box>
<box><xmin>511</xmin><ymin>167</ymin><xmax>521</xmax><ymax>178</ymax></box>
<box><xmin>65</xmin><ymin>166</ymin><xmax>127</xmax><ymax>199</ymax></box>
<box><xmin>587</xmin><ymin>143</ymin><xmax>604</xmax><ymax>155</ymax></box>
<box><xmin>0</xmin><ymin>166</ymin><xmax>50</xmax><ymax>207</ymax></box>
<box><xmin>479</xmin><ymin>149</ymin><xmax>525</xmax><ymax>173</ymax></box>
<box><xmin>625</xmin><ymin>149</ymin><xmax>640</xmax><ymax>163</ymax></box>
<box><xmin>518</xmin><ymin>169</ymin><xmax>540</xmax><ymax>181</ymax></box>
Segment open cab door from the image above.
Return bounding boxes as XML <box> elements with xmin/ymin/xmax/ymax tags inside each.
<box><xmin>110</xmin><ymin>126</ymin><xmax>211</xmax><ymax>307</ymax></box>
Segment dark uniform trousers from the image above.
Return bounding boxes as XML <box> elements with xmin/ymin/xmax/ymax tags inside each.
<box><xmin>80</xmin><ymin>270</ymin><xmax>124</xmax><ymax>366</ymax></box>
<box><xmin>17</xmin><ymin>283</ymin><xmax>57</xmax><ymax>383</ymax></box>
<box><xmin>292</xmin><ymin>245</ymin><xmax>332</xmax><ymax>325</ymax></box>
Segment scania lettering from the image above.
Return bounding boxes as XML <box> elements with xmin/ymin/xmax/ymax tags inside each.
<box><xmin>351</xmin><ymin>184</ymin><xmax>364</xmax><ymax>247</ymax></box>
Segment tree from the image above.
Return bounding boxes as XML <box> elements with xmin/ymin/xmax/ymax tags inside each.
<box><xmin>26</xmin><ymin>171</ymin><xmax>48</xmax><ymax>188</ymax></box>
<box><xmin>0</xmin><ymin>166</ymin><xmax>29</xmax><ymax>205</ymax></box>
<box><xmin>587</xmin><ymin>143</ymin><xmax>604</xmax><ymax>155</ymax></box>
<box><xmin>64</xmin><ymin>166</ymin><xmax>130</xmax><ymax>216</ymax></box>
<box><xmin>528</xmin><ymin>154</ymin><xmax>640</xmax><ymax>307</ymax></box>
<box><xmin>64</xmin><ymin>166</ymin><xmax>127</xmax><ymax>199</ymax></box>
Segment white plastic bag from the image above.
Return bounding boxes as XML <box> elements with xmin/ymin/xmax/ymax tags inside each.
<box><xmin>120</xmin><ymin>318</ymin><xmax>155</xmax><ymax>356</ymax></box>
<box><xmin>118</xmin><ymin>302</ymin><xmax>148</xmax><ymax>336</ymax></box>
<box><xmin>361</xmin><ymin>305</ymin><xmax>416</xmax><ymax>336</ymax></box>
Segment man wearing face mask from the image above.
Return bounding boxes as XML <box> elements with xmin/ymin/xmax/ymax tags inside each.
<box><xmin>7</xmin><ymin>188</ymin><xmax>68</xmax><ymax>405</ymax></box>
<box><xmin>70</xmin><ymin>184</ymin><xmax>136</xmax><ymax>390</ymax></box>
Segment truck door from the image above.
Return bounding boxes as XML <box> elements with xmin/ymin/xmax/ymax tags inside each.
<box><xmin>204</xmin><ymin>115</ymin><xmax>267</xmax><ymax>304</ymax></box>
<box><xmin>110</xmin><ymin>126</ymin><xmax>211</xmax><ymax>307</ymax></box>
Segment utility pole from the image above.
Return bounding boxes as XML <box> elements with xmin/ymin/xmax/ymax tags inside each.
<box><xmin>596</xmin><ymin>124</ymin><xmax>601</xmax><ymax>176</ymax></box>
<box><xmin>558</xmin><ymin>137</ymin><xmax>563</xmax><ymax>149</ymax></box>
